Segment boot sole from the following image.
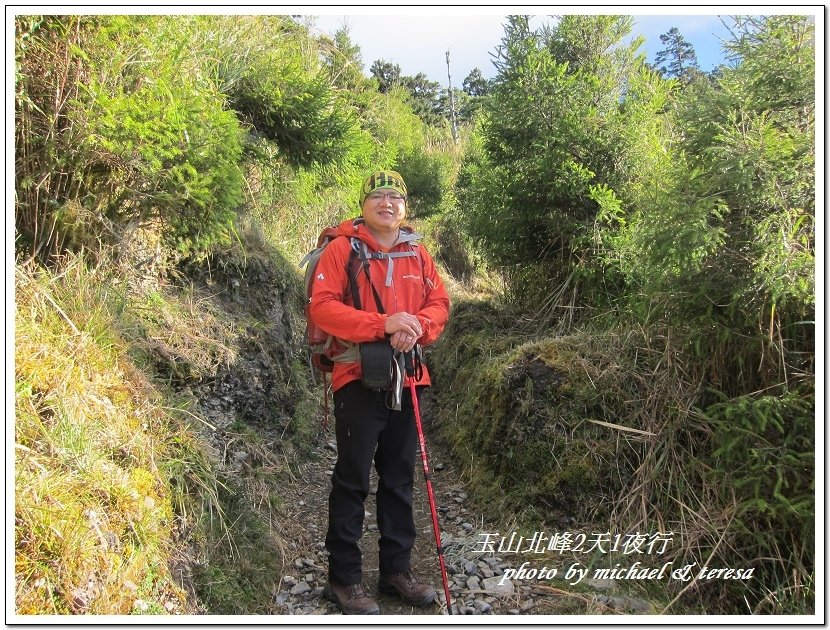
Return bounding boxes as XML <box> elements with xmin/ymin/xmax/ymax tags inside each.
<box><xmin>378</xmin><ymin>581</ymin><xmax>437</xmax><ymax>606</ymax></box>
<box><xmin>323</xmin><ymin>583</ymin><xmax>380</xmax><ymax>615</ymax></box>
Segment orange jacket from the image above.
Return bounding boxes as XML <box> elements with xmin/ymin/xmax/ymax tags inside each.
<box><xmin>308</xmin><ymin>218</ymin><xmax>450</xmax><ymax>392</ymax></box>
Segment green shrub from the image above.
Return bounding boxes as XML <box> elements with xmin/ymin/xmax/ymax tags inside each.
<box><xmin>395</xmin><ymin>138</ymin><xmax>458</xmax><ymax>219</ymax></box>
<box><xmin>211</xmin><ymin>16</ymin><xmax>355</xmax><ymax>169</ymax></box>
<box><xmin>16</xmin><ymin>16</ymin><xmax>247</xmax><ymax>259</ymax></box>
<box><xmin>696</xmin><ymin>389</ymin><xmax>814</xmax><ymax>612</ymax></box>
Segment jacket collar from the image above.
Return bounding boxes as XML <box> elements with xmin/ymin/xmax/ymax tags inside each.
<box><xmin>338</xmin><ymin>217</ymin><xmax>421</xmax><ymax>251</ymax></box>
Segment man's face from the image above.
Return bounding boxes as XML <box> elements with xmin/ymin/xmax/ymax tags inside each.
<box><xmin>361</xmin><ymin>189</ymin><xmax>407</xmax><ymax>233</ymax></box>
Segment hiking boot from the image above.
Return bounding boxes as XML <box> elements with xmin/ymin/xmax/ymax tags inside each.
<box><xmin>323</xmin><ymin>580</ymin><xmax>380</xmax><ymax>615</ymax></box>
<box><xmin>378</xmin><ymin>569</ymin><xmax>437</xmax><ymax>606</ymax></box>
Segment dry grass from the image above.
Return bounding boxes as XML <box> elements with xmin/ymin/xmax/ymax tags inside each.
<box><xmin>121</xmin><ymin>280</ymin><xmax>240</xmax><ymax>384</ymax></box>
<box><xmin>14</xmin><ymin>255</ymin><xmax>220</xmax><ymax>615</ymax></box>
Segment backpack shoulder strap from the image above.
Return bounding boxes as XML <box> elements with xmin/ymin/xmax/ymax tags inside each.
<box><xmin>346</xmin><ymin>245</ymin><xmax>364</xmax><ymax>311</ymax></box>
<box><xmin>352</xmin><ymin>236</ymin><xmax>419</xmax><ymax>287</ymax></box>
<box><xmin>350</xmin><ymin>237</ymin><xmax>385</xmax><ymax>313</ymax></box>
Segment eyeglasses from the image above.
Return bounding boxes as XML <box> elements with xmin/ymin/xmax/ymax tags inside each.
<box><xmin>368</xmin><ymin>192</ymin><xmax>405</xmax><ymax>202</ymax></box>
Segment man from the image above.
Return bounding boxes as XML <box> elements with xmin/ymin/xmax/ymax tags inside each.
<box><xmin>309</xmin><ymin>170</ymin><xmax>451</xmax><ymax>614</ymax></box>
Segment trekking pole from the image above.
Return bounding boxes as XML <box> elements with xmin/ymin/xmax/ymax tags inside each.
<box><xmin>404</xmin><ymin>350</ymin><xmax>453</xmax><ymax>615</ymax></box>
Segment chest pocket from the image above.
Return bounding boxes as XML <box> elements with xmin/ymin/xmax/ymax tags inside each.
<box><xmin>400</xmin><ymin>272</ymin><xmax>428</xmax><ymax>298</ymax></box>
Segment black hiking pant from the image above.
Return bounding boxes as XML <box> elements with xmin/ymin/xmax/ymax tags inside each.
<box><xmin>326</xmin><ymin>381</ymin><xmax>421</xmax><ymax>586</ymax></box>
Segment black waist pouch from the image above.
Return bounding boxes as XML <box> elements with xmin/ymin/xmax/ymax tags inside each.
<box><xmin>360</xmin><ymin>340</ymin><xmax>394</xmax><ymax>390</ymax></box>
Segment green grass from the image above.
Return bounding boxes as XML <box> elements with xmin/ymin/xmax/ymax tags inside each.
<box><xmin>15</xmin><ymin>257</ymin><xmax>190</xmax><ymax>614</ymax></box>
<box><xmin>14</xmin><ymin>252</ymin><xmax>305</xmax><ymax>615</ymax></box>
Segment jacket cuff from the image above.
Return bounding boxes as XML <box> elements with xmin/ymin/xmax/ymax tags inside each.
<box><xmin>417</xmin><ymin>316</ymin><xmax>431</xmax><ymax>342</ymax></box>
<box><xmin>375</xmin><ymin>313</ymin><xmax>388</xmax><ymax>339</ymax></box>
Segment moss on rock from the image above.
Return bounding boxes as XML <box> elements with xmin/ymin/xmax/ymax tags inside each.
<box><xmin>430</xmin><ymin>300</ymin><xmax>639</xmax><ymax>528</ymax></box>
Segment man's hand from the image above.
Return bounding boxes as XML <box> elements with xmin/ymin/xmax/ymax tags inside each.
<box><xmin>385</xmin><ymin>312</ymin><xmax>421</xmax><ymax>352</ymax></box>
<box><xmin>390</xmin><ymin>330</ymin><xmax>418</xmax><ymax>353</ymax></box>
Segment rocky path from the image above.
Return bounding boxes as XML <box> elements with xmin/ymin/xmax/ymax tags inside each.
<box><xmin>266</xmin><ymin>392</ymin><xmax>654</xmax><ymax>617</ymax></box>
<box><xmin>166</xmin><ymin>251</ymin><xmax>662</xmax><ymax>617</ymax></box>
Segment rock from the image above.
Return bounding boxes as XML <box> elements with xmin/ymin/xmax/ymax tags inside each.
<box><xmin>520</xmin><ymin>598</ymin><xmax>534</xmax><ymax>611</ymax></box>
<box><xmin>587</xmin><ymin>578</ymin><xmax>615</xmax><ymax>590</ymax></box>
<box><xmin>463</xmin><ymin>561</ymin><xmax>478</xmax><ymax>576</ymax></box>
<box><xmin>290</xmin><ymin>581</ymin><xmax>311</xmax><ymax>596</ymax></box>
<box><xmin>482</xmin><ymin>576</ymin><xmax>514</xmax><ymax>596</ymax></box>
<box><xmin>626</xmin><ymin>597</ymin><xmax>652</xmax><ymax>613</ymax></box>
<box><xmin>452</xmin><ymin>575</ymin><xmax>468</xmax><ymax>588</ymax></box>
<box><xmin>467</xmin><ymin>576</ymin><xmax>481</xmax><ymax>591</ymax></box>
<box><xmin>473</xmin><ymin>599</ymin><xmax>492</xmax><ymax>614</ymax></box>
<box><xmin>283</xmin><ymin>576</ymin><xmax>297</xmax><ymax>587</ymax></box>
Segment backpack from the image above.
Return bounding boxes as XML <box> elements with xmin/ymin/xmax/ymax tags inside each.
<box><xmin>300</xmin><ymin>226</ymin><xmax>344</xmax><ymax>374</ymax></box>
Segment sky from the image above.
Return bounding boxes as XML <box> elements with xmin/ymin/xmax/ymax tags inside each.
<box><xmin>303</xmin><ymin>7</ymin><xmax>815</xmax><ymax>87</ymax></box>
